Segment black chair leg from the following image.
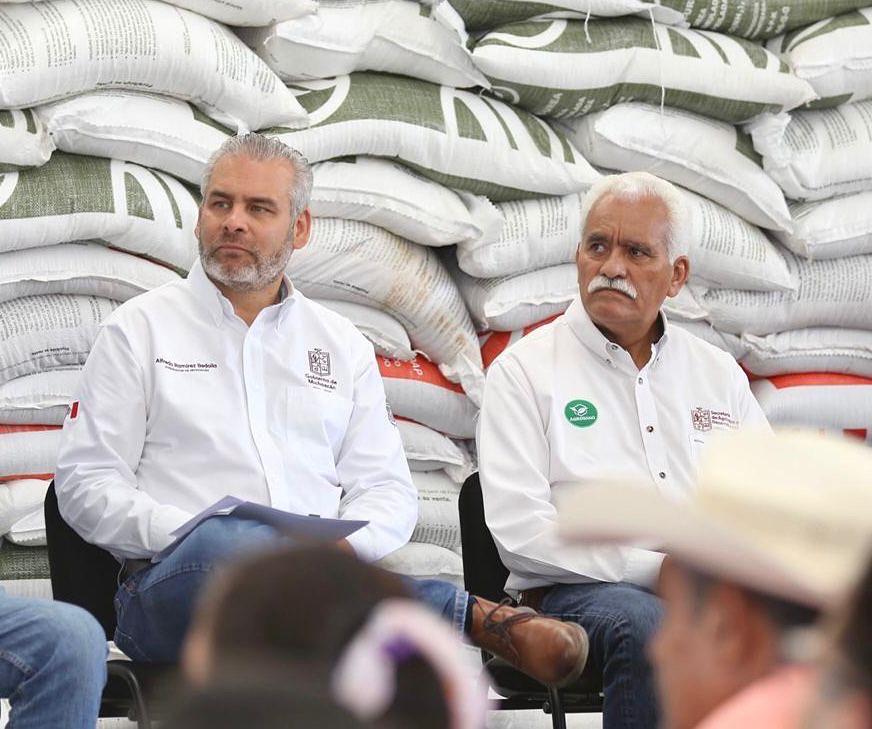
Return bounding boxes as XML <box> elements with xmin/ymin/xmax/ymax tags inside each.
<box><xmin>546</xmin><ymin>685</ymin><xmax>567</xmax><ymax>729</ymax></box>
<box><xmin>107</xmin><ymin>662</ymin><xmax>151</xmax><ymax>729</ymax></box>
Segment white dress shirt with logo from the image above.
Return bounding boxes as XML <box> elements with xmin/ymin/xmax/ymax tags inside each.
<box><xmin>478</xmin><ymin>297</ymin><xmax>770</xmax><ymax>596</ymax></box>
<box><xmin>55</xmin><ymin>261</ymin><xmax>417</xmax><ymax>563</ymax></box>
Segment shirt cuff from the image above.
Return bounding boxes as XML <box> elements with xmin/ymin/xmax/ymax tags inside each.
<box><xmin>623</xmin><ymin>548</ymin><xmax>666</xmax><ymax>589</ymax></box>
<box><xmin>148</xmin><ymin>505</ymin><xmax>196</xmax><ymax>554</ymax></box>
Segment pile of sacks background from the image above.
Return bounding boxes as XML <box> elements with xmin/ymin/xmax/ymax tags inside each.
<box><xmin>1</xmin><ymin>0</ymin><xmax>871</xmax><ymax>601</ymax></box>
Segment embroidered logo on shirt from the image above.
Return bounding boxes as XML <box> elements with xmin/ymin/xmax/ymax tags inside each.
<box><xmin>692</xmin><ymin>408</ymin><xmax>738</xmax><ymax>431</ymax></box>
<box><xmin>68</xmin><ymin>401</ymin><xmax>80</xmax><ymax>421</ymax></box>
<box><xmin>691</xmin><ymin>407</ymin><xmax>712</xmax><ymax>432</ymax></box>
<box><xmin>564</xmin><ymin>399</ymin><xmax>598</xmax><ymax>428</ymax></box>
<box><xmin>308</xmin><ymin>349</ymin><xmax>332</xmax><ymax>377</ymax></box>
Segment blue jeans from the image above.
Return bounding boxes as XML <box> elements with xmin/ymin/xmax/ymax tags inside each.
<box><xmin>0</xmin><ymin>588</ymin><xmax>107</xmax><ymax>729</ymax></box>
<box><xmin>541</xmin><ymin>582</ymin><xmax>663</xmax><ymax>729</ymax></box>
<box><xmin>115</xmin><ymin>516</ymin><xmax>470</xmax><ymax>662</ymax></box>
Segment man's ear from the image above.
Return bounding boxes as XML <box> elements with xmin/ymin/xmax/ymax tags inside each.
<box><xmin>667</xmin><ymin>255</ymin><xmax>690</xmax><ymax>297</ymax></box>
<box><xmin>292</xmin><ymin>208</ymin><xmax>312</xmax><ymax>251</ymax></box>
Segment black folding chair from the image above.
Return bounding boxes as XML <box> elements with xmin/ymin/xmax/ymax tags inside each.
<box><xmin>44</xmin><ymin>481</ymin><xmax>172</xmax><ymax>729</ymax></box>
<box><xmin>459</xmin><ymin>472</ymin><xmax>603</xmax><ymax>729</ymax></box>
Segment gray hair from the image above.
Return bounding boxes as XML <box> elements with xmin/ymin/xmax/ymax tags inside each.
<box><xmin>200</xmin><ymin>133</ymin><xmax>314</xmax><ymax>220</ymax></box>
<box><xmin>579</xmin><ymin>171</ymin><xmax>690</xmax><ymax>263</ymax></box>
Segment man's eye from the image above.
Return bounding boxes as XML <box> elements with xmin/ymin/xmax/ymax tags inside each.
<box><xmin>212</xmin><ymin>200</ymin><xmax>229</xmax><ymax>209</ymax></box>
<box><xmin>630</xmin><ymin>248</ymin><xmax>646</xmax><ymax>258</ymax></box>
<box><xmin>589</xmin><ymin>242</ymin><xmax>606</xmax><ymax>253</ymax></box>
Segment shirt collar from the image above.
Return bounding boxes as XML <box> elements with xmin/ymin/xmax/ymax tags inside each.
<box><xmin>186</xmin><ymin>258</ymin><xmax>296</xmax><ymax>328</ymax></box>
<box><xmin>564</xmin><ymin>296</ymin><xmax>671</xmax><ymax>373</ymax></box>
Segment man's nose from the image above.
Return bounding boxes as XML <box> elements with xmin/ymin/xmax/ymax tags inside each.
<box><xmin>222</xmin><ymin>205</ymin><xmax>247</xmax><ymax>233</ymax></box>
<box><xmin>599</xmin><ymin>248</ymin><xmax>627</xmax><ymax>278</ymax></box>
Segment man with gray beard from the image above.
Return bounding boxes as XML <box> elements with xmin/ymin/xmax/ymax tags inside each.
<box><xmin>54</xmin><ymin>134</ymin><xmax>590</xmax><ymax>687</ymax></box>
<box><xmin>477</xmin><ymin>172</ymin><xmax>769</xmax><ymax>729</ymax></box>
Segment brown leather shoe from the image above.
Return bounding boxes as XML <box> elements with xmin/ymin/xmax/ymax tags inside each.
<box><xmin>469</xmin><ymin>596</ymin><xmax>589</xmax><ymax>687</ymax></box>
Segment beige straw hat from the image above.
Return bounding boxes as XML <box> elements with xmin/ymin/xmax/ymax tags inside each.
<box><xmin>558</xmin><ymin>429</ymin><xmax>872</xmax><ymax>608</ymax></box>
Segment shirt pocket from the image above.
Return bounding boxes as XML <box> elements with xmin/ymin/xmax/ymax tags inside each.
<box><xmin>285</xmin><ymin>386</ymin><xmax>354</xmax><ymax>477</ymax></box>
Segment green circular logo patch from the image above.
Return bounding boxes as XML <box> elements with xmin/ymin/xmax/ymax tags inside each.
<box><xmin>564</xmin><ymin>399</ymin><xmax>598</xmax><ymax>428</ymax></box>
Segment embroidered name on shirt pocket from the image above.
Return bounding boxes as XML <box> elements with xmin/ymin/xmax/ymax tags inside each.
<box><xmin>285</xmin><ymin>386</ymin><xmax>354</xmax><ymax>475</ymax></box>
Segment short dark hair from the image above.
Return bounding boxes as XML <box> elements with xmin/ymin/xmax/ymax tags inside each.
<box><xmin>196</xmin><ymin>545</ymin><xmax>411</xmax><ymax>676</ymax></box>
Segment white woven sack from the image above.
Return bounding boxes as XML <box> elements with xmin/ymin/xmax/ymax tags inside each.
<box><xmin>0</xmin><ymin>154</ymin><xmax>198</xmax><ymax>271</ymax></box>
<box><xmin>682</xmin><ymin>189</ymin><xmax>794</xmax><ymax>292</ymax></box>
<box><xmin>565</xmin><ymin>103</ymin><xmax>792</xmax><ymax>231</ymax></box>
<box><xmin>768</xmin><ymin>8</ymin><xmax>872</xmax><ymax>108</ymax></box>
<box><xmin>695</xmin><ymin>252</ymin><xmax>872</xmax><ymax>335</ymax></box>
<box><xmin>472</xmin><ymin>18</ymin><xmax>817</xmax><ymax>124</ymax></box>
<box><xmin>0</xmin><ymin>478</ymin><xmax>49</xmax><ymax>535</ymax></box>
<box><xmin>741</xmin><ymin>329</ymin><xmax>872</xmax><ymax>378</ymax></box>
<box><xmin>6</xmin><ymin>508</ymin><xmax>46</xmax><ymax>547</ymax></box>
<box><xmin>396</xmin><ymin>419</ymin><xmax>474</xmax><ymax>484</ymax></box>
<box><xmin>149</xmin><ymin>0</ymin><xmax>316</xmax><ymax>25</ymax></box>
<box><xmin>37</xmin><ymin>92</ymin><xmax>230</xmax><ymax>185</ymax></box>
<box><xmin>456</xmin><ymin>262</ymin><xmax>577</xmax><ymax>332</ymax></box>
<box><xmin>271</xmin><ymin>73</ymin><xmax>600</xmax><ymax>202</ymax></box>
<box><xmin>311</xmin><ymin>157</ymin><xmax>498</xmax><ymax>247</ymax></box>
<box><xmin>0</xmin><ymin>0</ymin><xmax>307</xmax><ymax>131</ymax></box>
<box><xmin>0</xmin><ymin>427</ymin><xmax>61</xmax><ymax>481</ymax></box>
<box><xmin>378</xmin><ymin>355</ymin><xmax>478</xmax><ymax>439</ymax></box>
<box><xmin>751</xmin><ymin>374</ymin><xmax>872</xmax><ymax>443</ymax></box>
<box><xmin>0</xmin><ymin>109</ymin><xmax>54</xmax><ymax>168</ymax></box>
<box><xmin>775</xmin><ymin>192</ymin><xmax>872</xmax><ymax>259</ymax></box>
<box><xmin>409</xmin><ymin>469</ymin><xmax>462</xmax><ymax>553</ymax></box>
<box><xmin>0</xmin><ymin>0</ymin><xmax>319</xmax><ymax>25</ymax></box>
<box><xmin>0</xmin><ymin>370</ymin><xmax>81</xmax><ymax>426</ymax></box>
<box><xmin>0</xmin><ymin>243</ymin><xmax>180</xmax><ymax>304</ymax></box>
<box><xmin>288</xmin><ymin>218</ymin><xmax>484</xmax><ymax>403</ymax></box>
<box><xmin>457</xmin><ymin>193</ymin><xmax>583</xmax><ymax>278</ymax></box>
<box><xmin>238</xmin><ymin>0</ymin><xmax>487</xmax><ymax>88</ymax></box>
<box><xmin>0</xmin><ymin>295</ymin><xmax>118</xmax><ymax>387</ymax></box>
<box><xmin>671</xmin><ymin>320</ymin><xmax>747</xmax><ymax>359</ymax></box>
<box><xmin>376</xmin><ymin>542</ymin><xmax>464</xmax><ymax>589</ymax></box>
<box><xmin>312</xmin><ymin>299</ymin><xmax>416</xmax><ymax>360</ymax></box>
<box><xmin>748</xmin><ymin>103</ymin><xmax>872</xmax><ymax>201</ymax></box>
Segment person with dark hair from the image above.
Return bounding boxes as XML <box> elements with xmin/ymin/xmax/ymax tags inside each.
<box><xmin>162</xmin><ymin>673</ymin><xmax>369</xmax><ymax>729</ymax></box>
<box><xmin>54</xmin><ymin>132</ymin><xmax>588</xmax><ymax>687</ymax></box>
<box><xmin>804</xmin><ymin>556</ymin><xmax>872</xmax><ymax>729</ymax></box>
<box><xmin>561</xmin><ymin>429</ymin><xmax>872</xmax><ymax>729</ymax></box>
<box><xmin>182</xmin><ymin>545</ymin><xmax>488</xmax><ymax>729</ymax></box>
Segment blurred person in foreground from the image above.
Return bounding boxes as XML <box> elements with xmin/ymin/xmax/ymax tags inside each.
<box><xmin>559</xmin><ymin>429</ymin><xmax>872</xmax><ymax>729</ymax></box>
<box><xmin>477</xmin><ymin>171</ymin><xmax>769</xmax><ymax>729</ymax></box>
<box><xmin>54</xmin><ymin>132</ymin><xmax>588</xmax><ymax>686</ymax></box>
<box><xmin>181</xmin><ymin>545</ymin><xmax>488</xmax><ymax>729</ymax></box>
<box><xmin>804</xmin><ymin>555</ymin><xmax>872</xmax><ymax>729</ymax></box>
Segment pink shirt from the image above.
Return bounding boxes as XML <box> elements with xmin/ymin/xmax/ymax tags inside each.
<box><xmin>697</xmin><ymin>665</ymin><xmax>815</xmax><ymax>729</ymax></box>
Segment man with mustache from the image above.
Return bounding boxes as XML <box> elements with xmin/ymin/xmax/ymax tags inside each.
<box><xmin>54</xmin><ymin>134</ymin><xmax>588</xmax><ymax>686</ymax></box>
<box><xmin>477</xmin><ymin>171</ymin><xmax>768</xmax><ymax>729</ymax></box>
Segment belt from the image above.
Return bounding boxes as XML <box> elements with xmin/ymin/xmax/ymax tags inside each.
<box><xmin>120</xmin><ymin>558</ymin><xmax>152</xmax><ymax>583</ymax></box>
<box><xmin>517</xmin><ymin>585</ymin><xmax>552</xmax><ymax>612</ymax></box>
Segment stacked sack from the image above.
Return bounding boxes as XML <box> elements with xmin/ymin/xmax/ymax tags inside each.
<box><xmin>733</xmin><ymin>7</ymin><xmax>872</xmax><ymax>441</ymax></box>
<box><xmin>0</xmin><ymin>0</ymin><xmax>308</xmax><ymax>595</ymax></box>
<box><xmin>450</xmin><ymin>0</ymin><xmax>839</xmax><ymax>381</ymax></box>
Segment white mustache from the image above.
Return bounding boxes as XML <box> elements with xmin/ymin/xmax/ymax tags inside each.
<box><xmin>587</xmin><ymin>275</ymin><xmax>638</xmax><ymax>300</ymax></box>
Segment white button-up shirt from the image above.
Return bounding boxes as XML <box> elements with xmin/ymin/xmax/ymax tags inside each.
<box><xmin>478</xmin><ymin>297</ymin><xmax>769</xmax><ymax>595</ymax></box>
<box><xmin>55</xmin><ymin>261</ymin><xmax>417</xmax><ymax>563</ymax></box>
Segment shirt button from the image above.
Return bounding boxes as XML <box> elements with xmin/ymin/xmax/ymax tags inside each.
<box><xmin>610</xmin><ymin>344</ymin><xmax>618</xmax><ymax>350</ymax></box>
<box><xmin>638</xmin><ymin>377</ymin><xmax>644</xmax><ymax>385</ymax></box>
<box><xmin>659</xmin><ymin>471</ymin><xmax>666</xmax><ymax>479</ymax></box>
<box><xmin>646</xmin><ymin>425</ymin><xmax>654</xmax><ymax>433</ymax></box>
